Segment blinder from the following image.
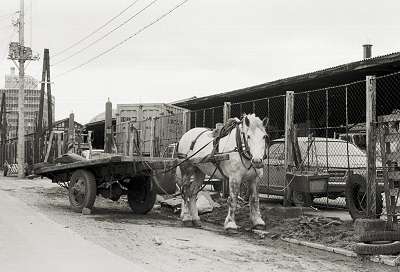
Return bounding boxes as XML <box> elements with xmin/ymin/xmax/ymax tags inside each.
<box><xmin>236</xmin><ymin>117</ymin><xmax>270</xmax><ymax>167</ymax></box>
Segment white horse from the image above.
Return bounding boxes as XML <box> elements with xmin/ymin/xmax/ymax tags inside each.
<box><xmin>177</xmin><ymin>114</ymin><xmax>269</xmax><ymax>230</ymax></box>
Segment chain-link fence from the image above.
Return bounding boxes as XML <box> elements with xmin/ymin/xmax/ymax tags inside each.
<box><xmin>376</xmin><ymin>71</ymin><xmax>400</xmax><ymax>227</ymax></box>
<box><xmin>230</xmin><ymin>95</ymin><xmax>286</xmax><ymax>199</ymax></box>
<box><xmin>191</xmin><ymin>106</ymin><xmax>224</xmax><ymax>129</ymax></box>
<box><xmin>290</xmin><ymin>81</ymin><xmax>368</xmax><ymax>209</ymax></box>
<box><xmin>110</xmin><ymin>73</ymin><xmax>400</xmax><ymax>221</ymax></box>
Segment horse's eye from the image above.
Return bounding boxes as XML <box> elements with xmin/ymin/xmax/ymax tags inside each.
<box><xmin>247</xmin><ymin>135</ymin><xmax>250</xmax><ymax>139</ymax></box>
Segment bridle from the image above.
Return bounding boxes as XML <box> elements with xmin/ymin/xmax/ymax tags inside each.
<box><xmin>235</xmin><ymin>117</ymin><xmax>270</xmax><ymax>169</ymax></box>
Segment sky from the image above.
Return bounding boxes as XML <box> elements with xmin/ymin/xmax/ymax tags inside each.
<box><xmin>0</xmin><ymin>0</ymin><xmax>399</xmax><ymax>124</ymax></box>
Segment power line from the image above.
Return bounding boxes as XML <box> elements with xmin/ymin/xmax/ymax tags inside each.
<box><xmin>52</xmin><ymin>0</ymin><xmax>141</xmax><ymax>58</ymax></box>
<box><xmin>52</xmin><ymin>0</ymin><xmax>159</xmax><ymax>66</ymax></box>
<box><xmin>54</xmin><ymin>0</ymin><xmax>190</xmax><ymax>79</ymax></box>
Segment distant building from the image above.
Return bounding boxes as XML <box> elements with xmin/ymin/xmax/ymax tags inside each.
<box><xmin>5</xmin><ymin>67</ymin><xmax>38</xmax><ymax>90</ymax></box>
<box><xmin>1</xmin><ymin>67</ymin><xmax>55</xmax><ymax>138</ymax></box>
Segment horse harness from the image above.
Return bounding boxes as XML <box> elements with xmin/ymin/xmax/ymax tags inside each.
<box><xmin>187</xmin><ymin>117</ymin><xmax>268</xmax><ymax>178</ymax></box>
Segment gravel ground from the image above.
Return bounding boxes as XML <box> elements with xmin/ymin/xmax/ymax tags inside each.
<box><xmin>0</xmin><ymin>176</ymin><xmax>396</xmax><ymax>272</ymax></box>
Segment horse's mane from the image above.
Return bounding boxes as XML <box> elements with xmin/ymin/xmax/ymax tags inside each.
<box><xmin>243</xmin><ymin>113</ymin><xmax>265</xmax><ymax>131</ymax></box>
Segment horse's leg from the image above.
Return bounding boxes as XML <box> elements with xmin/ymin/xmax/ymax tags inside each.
<box><xmin>179</xmin><ymin>165</ymin><xmax>193</xmax><ymax>226</ymax></box>
<box><xmin>224</xmin><ymin>175</ymin><xmax>240</xmax><ymax>230</ymax></box>
<box><xmin>249</xmin><ymin>178</ymin><xmax>265</xmax><ymax>229</ymax></box>
<box><xmin>187</xmin><ymin>168</ymin><xmax>204</xmax><ymax>227</ymax></box>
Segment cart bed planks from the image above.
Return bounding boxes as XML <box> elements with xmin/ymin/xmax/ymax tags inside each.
<box><xmin>33</xmin><ymin>153</ymin><xmax>230</xmax><ymax>176</ymax></box>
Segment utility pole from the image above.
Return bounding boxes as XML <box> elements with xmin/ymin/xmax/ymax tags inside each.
<box><xmin>8</xmin><ymin>0</ymin><xmax>38</xmax><ymax>177</ymax></box>
<box><xmin>17</xmin><ymin>0</ymin><xmax>25</xmax><ymax>177</ymax></box>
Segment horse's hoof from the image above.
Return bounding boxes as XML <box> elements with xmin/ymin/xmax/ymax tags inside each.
<box><xmin>251</xmin><ymin>217</ymin><xmax>266</xmax><ymax>229</ymax></box>
<box><xmin>224</xmin><ymin>221</ymin><xmax>238</xmax><ymax>232</ymax></box>
<box><xmin>192</xmin><ymin>219</ymin><xmax>202</xmax><ymax>228</ymax></box>
<box><xmin>252</xmin><ymin>224</ymin><xmax>266</xmax><ymax>230</ymax></box>
<box><xmin>182</xmin><ymin>220</ymin><xmax>193</xmax><ymax>227</ymax></box>
<box><xmin>225</xmin><ymin>228</ymin><xmax>239</xmax><ymax>234</ymax></box>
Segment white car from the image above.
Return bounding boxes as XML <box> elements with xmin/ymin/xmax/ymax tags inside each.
<box><xmin>262</xmin><ymin>137</ymin><xmax>383</xmax><ymax>219</ymax></box>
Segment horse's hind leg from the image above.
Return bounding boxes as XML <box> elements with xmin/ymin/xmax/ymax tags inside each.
<box><xmin>179</xmin><ymin>165</ymin><xmax>194</xmax><ymax>226</ymax></box>
<box><xmin>224</xmin><ymin>175</ymin><xmax>240</xmax><ymax>231</ymax></box>
<box><xmin>184</xmin><ymin>168</ymin><xmax>204</xmax><ymax>227</ymax></box>
<box><xmin>249</xmin><ymin>178</ymin><xmax>265</xmax><ymax>229</ymax></box>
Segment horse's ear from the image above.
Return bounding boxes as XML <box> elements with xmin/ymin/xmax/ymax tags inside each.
<box><xmin>244</xmin><ymin>116</ymin><xmax>250</xmax><ymax>127</ymax></box>
<box><xmin>262</xmin><ymin>117</ymin><xmax>269</xmax><ymax>128</ymax></box>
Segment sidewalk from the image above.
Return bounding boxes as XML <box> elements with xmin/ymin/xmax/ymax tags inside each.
<box><xmin>0</xmin><ymin>188</ymin><xmax>146</xmax><ymax>272</ymax></box>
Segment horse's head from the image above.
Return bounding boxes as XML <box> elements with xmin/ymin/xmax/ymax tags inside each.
<box><xmin>241</xmin><ymin>114</ymin><xmax>269</xmax><ymax>169</ymax></box>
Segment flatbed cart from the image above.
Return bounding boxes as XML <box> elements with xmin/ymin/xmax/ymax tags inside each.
<box><xmin>33</xmin><ymin>154</ymin><xmax>228</xmax><ymax>214</ymax></box>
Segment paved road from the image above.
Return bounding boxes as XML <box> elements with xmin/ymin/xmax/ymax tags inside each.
<box><xmin>0</xmin><ymin>188</ymin><xmax>146</xmax><ymax>272</ymax></box>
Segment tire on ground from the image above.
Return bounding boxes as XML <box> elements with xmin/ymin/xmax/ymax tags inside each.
<box><xmin>127</xmin><ymin>176</ymin><xmax>156</xmax><ymax>214</ymax></box>
<box><xmin>345</xmin><ymin>174</ymin><xmax>383</xmax><ymax>220</ymax></box>
<box><xmin>354</xmin><ymin>241</ymin><xmax>400</xmax><ymax>255</ymax></box>
<box><xmin>68</xmin><ymin>169</ymin><xmax>97</xmax><ymax>212</ymax></box>
<box><xmin>292</xmin><ymin>191</ymin><xmax>314</xmax><ymax>207</ymax></box>
<box><xmin>360</xmin><ymin>231</ymin><xmax>400</xmax><ymax>243</ymax></box>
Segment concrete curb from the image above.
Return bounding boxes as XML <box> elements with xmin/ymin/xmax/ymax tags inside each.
<box><xmin>280</xmin><ymin>237</ymin><xmax>400</xmax><ymax>267</ymax></box>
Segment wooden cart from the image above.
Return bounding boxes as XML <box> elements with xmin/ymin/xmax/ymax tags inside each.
<box><xmin>33</xmin><ymin>154</ymin><xmax>228</xmax><ymax>214</ymax></box>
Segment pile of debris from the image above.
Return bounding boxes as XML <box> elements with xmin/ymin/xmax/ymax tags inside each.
<box><xmin>159</xmin><ymin>191</ymin><xmax>220</xmax><ymax>215</ymax></box>
<box><xmin>274</xmin><ymin>216</ymin><xmax>351</xmax><ymax>243</ymax></box>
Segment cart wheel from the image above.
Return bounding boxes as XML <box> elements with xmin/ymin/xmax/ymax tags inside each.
<box><xmin>68</xmin><ymin>169</ymin><xmax>97</xmax><ymax>212</ymax></box>
<box><xmin>346</xmin><ymin>174</ymin><xmax>383</xmax><ymax>220</ymax></box>
<box><xmin>127</xmin><ymin>176</ymin><xmax>156</xmax><ymax>214</ymax></box>
<box><xmin>292</xmin><ymin>191</ymin><xmax>314</xmax><ymax>207</ymax></box>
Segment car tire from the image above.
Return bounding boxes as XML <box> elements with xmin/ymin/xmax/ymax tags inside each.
<box><xmin>354</xmin><ymin>241</ymin><xmax>400</xmax><ymax>255</ymax></box>
<box><xmin>360</xmin><ymin>231</ymin><xmax>400</xmax><ymax>243</ymax></box>
<box><xmin>346</xmin><ymin>174</ymin><xmax>383</xmax><ymax>220</ymax></box>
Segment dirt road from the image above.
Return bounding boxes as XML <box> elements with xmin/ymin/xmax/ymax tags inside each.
<box><xmin>0</xmin><ymin>177</ymin><xmax>395</xmax><ymax>272</ymax></box>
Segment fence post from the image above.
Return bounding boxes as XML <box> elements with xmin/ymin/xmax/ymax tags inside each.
<box><xmin>284</xmin><ymin>91</ymin><xmax>294</xmax><ymax>206</ymax></box>
<box><xmin>68</xmin><ymin>113</ymin><xmax>75</xmax><ymax>151</ymax></box>
<box><xmin>182</xmin><ymin>110</ymin><xmax>190</xmax><ymax>133</ymax></box>
<box><xmin>149</xmin><ymin>117</ymin><xmax>155</xmax><ymax>157</ymax></box>
<box><xmin>223</xmin><ymin>102</ymin><xmax>231</xmax><ymax>123</ymax></box>
<box><xmin>104</xmin><ymin>98</ymin><xmax>113</xmax><ymax>153</ymax></box>
<box><xmin>366</xmin><ymin>75</ymin><xmax>377</xmax><ymax>217</ymax></box>
<box><xmin>222</xmin><ymin>102</ymin><xmax>231</xmax><ymax>197</ymax></box>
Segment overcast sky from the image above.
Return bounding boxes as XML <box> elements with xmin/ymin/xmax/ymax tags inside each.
<box><xmin>0</xmin><ymin>0</ymin><xmax>399</xmax><ymax>123</ymax></box>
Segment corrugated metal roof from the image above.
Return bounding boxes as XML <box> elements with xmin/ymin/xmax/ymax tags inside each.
<box><xmin>176</xmin><ymin>51</ymin><xmax>400</xmax><ymax>108</ymax></box>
